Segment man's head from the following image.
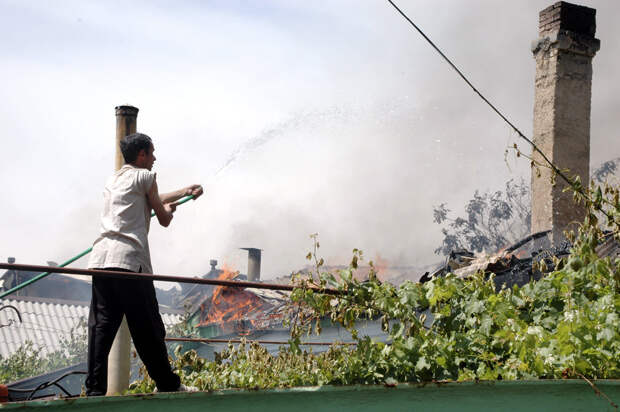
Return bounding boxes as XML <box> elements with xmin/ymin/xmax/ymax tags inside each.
<box><xmin>120</xmin><ymin>133</ymin><xmax>156</xmax><ymax>170</ymax></box>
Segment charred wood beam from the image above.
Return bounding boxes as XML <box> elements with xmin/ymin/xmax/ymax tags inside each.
<box><xmin>505</xmin><ymin>230</ymin><xmax>551</xmax><ymax>253</ymax></box>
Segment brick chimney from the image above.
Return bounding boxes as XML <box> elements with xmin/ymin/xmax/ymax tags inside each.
<box><xmin>531</xmin><ymin>1</ymin><xmax>600</xmax><ymax>245</ymax></box>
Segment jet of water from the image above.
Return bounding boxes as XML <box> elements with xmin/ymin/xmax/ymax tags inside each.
<box><xmin>204</xmin><ymin>106</ymin><xmax>360</xmax><ymax>186</ymax></box>
<box><xmin>205</xmin><ymin>114</ymin><xmax>305</xmax><ymax>185</ymax></box>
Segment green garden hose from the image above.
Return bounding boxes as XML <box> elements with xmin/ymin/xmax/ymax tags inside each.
<box><xmin>0</xmin><ymin>195</ymin><xmax>195</xmax><ymax>299</ymax></box>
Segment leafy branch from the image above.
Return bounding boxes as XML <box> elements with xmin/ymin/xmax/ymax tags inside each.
<box><xmin>127</xmin><ymin>183</ymin><xmax>619</xmax><ymax>391</ymax></box>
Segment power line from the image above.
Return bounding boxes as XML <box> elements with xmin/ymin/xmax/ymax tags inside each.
<box><xmin>384</xmin><ymin>0</ymin><xmax>591</xmax><ymax>201</ymax></box>
<box><xmin>3</xmin><ymin>321</ymin><xmax>82</xmax><ymax>335</ymax></box>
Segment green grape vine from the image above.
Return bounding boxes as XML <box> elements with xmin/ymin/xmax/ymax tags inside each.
<box><xmin>128</xmin><ymin>182</ymin><xmax>619</xmax><ymax>392</ymax></box>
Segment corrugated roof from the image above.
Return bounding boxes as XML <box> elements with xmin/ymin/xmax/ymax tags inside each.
<box><xmin>0</xmin><ymin>296</ymin><xmax>182</xmax><ymax>358</ymax></box>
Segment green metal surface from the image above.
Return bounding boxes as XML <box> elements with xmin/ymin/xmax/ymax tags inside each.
<box><xmin>3</xmin><ymin>381</ymin><xmax>618</xmax><ymax>412</ymax></box>
<box><xmin>0</xmin><ymin>195</ymin><xmax>194</xmax><ymax>299</ymax></box>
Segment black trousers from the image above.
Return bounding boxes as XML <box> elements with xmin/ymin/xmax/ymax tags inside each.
<box><xmin>85</xmin><ymin>268</ymin><xmax>180</xmax><ymax>395</ymax></box>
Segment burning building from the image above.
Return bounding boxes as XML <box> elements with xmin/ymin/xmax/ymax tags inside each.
<box><xmin>192</xmin><ymin>266</ymin><xmax>288</xmax><ymax>337</ymax></box>
<box><xmin>179</xmin><ymin>249</ymin><xmax>289</xmax><ymax>339</ymax></box>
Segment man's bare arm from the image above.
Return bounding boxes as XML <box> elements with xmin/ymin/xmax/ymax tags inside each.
<box><xmin>159</xmin><ymin>184</ymin><xmax>204</xmax><ymax>204</ymax></box>
<box><xmin>147</xmin><ymin>179</ymin><xmax>175</xmax><ymax>227</ymax></box>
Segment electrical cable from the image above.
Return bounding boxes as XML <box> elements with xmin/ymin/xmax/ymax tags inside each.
<box><xmin>7</xmin><ymin>321</ymin><xmax>74</xmax><ymax>334</ymax></box>
<box><xmin>7</xmin><ymin>371</ymin><xmax>87</xmax><ymax>401</ymax></box>
<box><xmin>385</xmin><ymin>0</ymin><xmax>597</xmax><ymax>207</ymax></box>
<box><xmin>0</xmin><ymin>305</ymin><xmax>22</xmax><ymax>328</ymax></box>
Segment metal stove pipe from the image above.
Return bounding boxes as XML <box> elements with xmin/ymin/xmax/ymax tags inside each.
<box><xmin>241</xmin><ymin>248</ymin><xmax>261</xmax><ymax>282</ymax></box>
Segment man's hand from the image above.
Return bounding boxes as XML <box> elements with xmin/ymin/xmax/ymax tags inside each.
<box><xmin>184</xmin><ymin>184</ymin><xmax>204</xmax><ymax>200</ymax></box>
<box><xmin>160</xmin><ymin>184</ymin><xmax>204</xmax><ymax>205</ymax></box>
<box><xmin>164</xmin><ymin>202</ymin><xmax>177</xmax><ymax>214</ymax></box>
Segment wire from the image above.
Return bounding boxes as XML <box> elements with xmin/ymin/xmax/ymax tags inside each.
<box><xmin>0</xmin><ymin>305</ymin><xmax>22</xmax><ymax>328</ymax></box>
<box><xmin>384</xmin><ymin>0</ymin><xmax>595</xmax><ymax>205</ymax></box>
<box><xmin>27</xmin><ymin>372</ymin><xmax>84</xmax><ymax>400</ymax></box>
<box><xmin>7</xmin><ymin>371</ymin><xmax>87</xmax><ymax>401</ymax></box>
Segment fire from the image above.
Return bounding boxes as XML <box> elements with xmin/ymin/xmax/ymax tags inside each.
<box><xmin>197</xmin><ymin>265</ymin><xmax>273</xmax><ymax>327</ymax></box>
<box><xmin>302</xmin><ymin>254</ymin><xmax>393</xmax><ymax>282</ymax></box>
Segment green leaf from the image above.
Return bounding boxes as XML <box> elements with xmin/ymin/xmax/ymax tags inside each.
<box><xmin>415</xmin><ymin>356</ymin><xmax>430</xmax><ymax>371</ymax></box>
<box><xmin>596</xmin><ymin>328</ymin><xmax>615</xmax><ymax>341</ymax></box>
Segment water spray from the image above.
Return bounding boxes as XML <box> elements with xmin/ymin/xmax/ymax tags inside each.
<box><xmin>0</xmin><ymin>118</ymin><xmax>295</xmax><ymax>299</ymax></box>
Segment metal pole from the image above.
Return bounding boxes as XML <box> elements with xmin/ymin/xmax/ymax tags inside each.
<box><xmin>241</xmin><ymin>248</ymin><xmax>261</xmax><ymax>281</ymax></box>
<box><xmin>165</xmin><ymin>337</ymin><xmax>356</xmax><ymax>346</ymax></box>
<box><xmin>114</xmin><ymin>106</ymin><xmax>138</xmax><ymax>169</ymax></box>
<box><xmin>107</xmin><ymin>105</ymin><xmax>139</xmax><ymax>395</ymax></box>
<box><xmin>0</xmin><ymin>263</ymin><xmax>344</xmax><ymax>295</ymax></box>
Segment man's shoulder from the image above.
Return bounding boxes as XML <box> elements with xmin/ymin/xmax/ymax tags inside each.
<box><xmin>105</xmin><ymin>166</ymin><xmax>155</xmax><ymax>192</ymax></box>
<box><xmin>114</xmin><ymin>165</ymin><xmax>155</xmax><ymax>179</ymax></box>
<box><xmin>134</xmin><ymin>168</ymin><xmax>156</xmax><ymax>186</ymax></box>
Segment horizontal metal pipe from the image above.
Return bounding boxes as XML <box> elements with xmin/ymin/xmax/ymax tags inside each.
<box><xmin>0</xmin><ymin>263</ymin><xmax>343</xmax><ymax>296</ymax></box>
<box><xmin>0</xmin><ymin>248</ymin><xmax>92</xmax><ymax>299</ymax></box>
<box><xmin>165</xmin><ymin>337</ymin><xmax>356</xmax><ymax>346</ymax></box>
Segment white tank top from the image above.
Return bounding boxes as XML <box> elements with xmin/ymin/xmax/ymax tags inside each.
<box><xmin>88</xmin><ymin>164</ymin><xmax>156</xmax><ymax>274</ymax></box>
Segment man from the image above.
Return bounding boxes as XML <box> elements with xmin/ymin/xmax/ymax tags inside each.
<box><xmin>86</xmin><ymin>133</ymin><xmax>203</xmax><ymax>396</ymax></box>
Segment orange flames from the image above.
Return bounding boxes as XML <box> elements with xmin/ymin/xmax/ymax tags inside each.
<box><xmin>197</xmin><ymin>265</ymin><xmax>273</xmax><ymax>327</ymax></box>
<box><xmin>302</xmin><ymin>253</ymin><xmax>394</xmax><ymax>282</ymax></box>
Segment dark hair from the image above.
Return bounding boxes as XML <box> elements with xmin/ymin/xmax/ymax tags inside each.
<box><xmin>120</xmin><ymin>133</ymin><xmax>153</xmax><ymax>163</ymax></box>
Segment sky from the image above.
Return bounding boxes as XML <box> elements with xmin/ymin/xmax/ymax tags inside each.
<box><xmin>1</xmin><ymin>0</ymin><xmax>619</xmax><ymax>288</ymax></box>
